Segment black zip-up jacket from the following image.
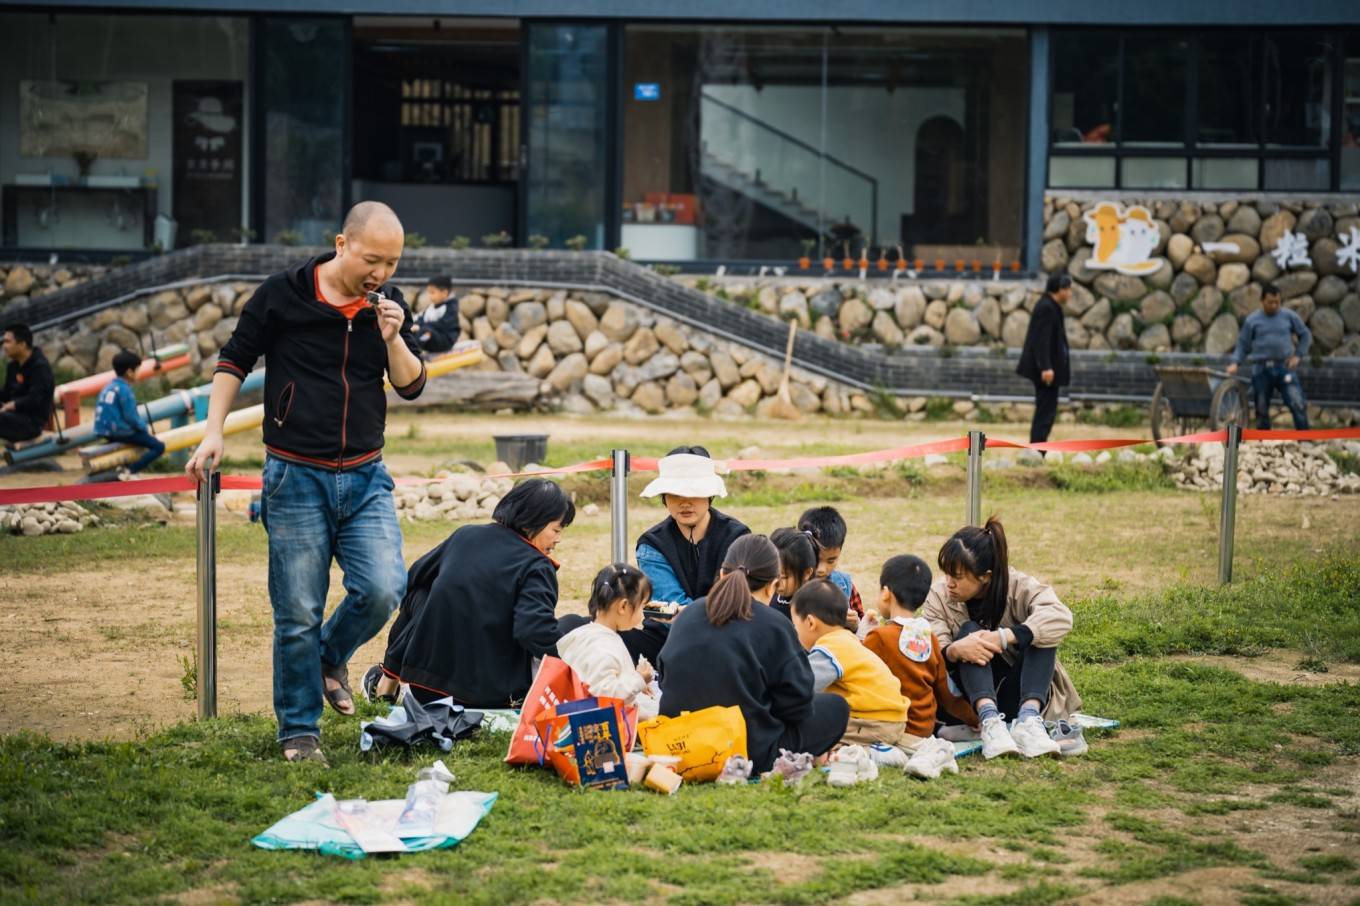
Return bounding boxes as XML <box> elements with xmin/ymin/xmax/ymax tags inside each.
<box><xmin>215</xmin><ymin>253</ymin><xmax>426</xmax><ymax>470</ymax></box>
<box><xmin>1</xmin><ymin>348</ymin><xmax>55</xmax><ymax>431</ymax></box>
<box><xmin>1016</xmin><ymin>294</ymin><xmax>1071</xmax><ymax>388</ymax></box>
<box><xmin>381</xmin><ymin>522</ymin><xmax>562</xmax><ymax>707</ymax></box>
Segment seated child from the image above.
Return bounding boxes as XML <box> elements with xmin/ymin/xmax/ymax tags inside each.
<box><xmin>769</xmin><ymin>527</ymin><xmax>818</xmax><ymax>620</ymax></box>
<box><xmin>557</xmin><ymin>563</ymin><xmax>659</xmax><ymax>720</ymax></box>
<box><xmin>798</xmin><ymin>506</ymin><xmax>864</xmax><ymax>629</ymax></box>
<box><xmin>789</xmin><ymin>579</ymin><xmax>912</xmax><ymax>760</ymax></box>
<box><xmin>863</xmin><ymin>555</ymin><xmax>979</xmax><ymax>752</ymax></box>
<box><xmin>94</xmin><ymin>350</ymin><xmax>165</xmax><ymax>477</ymax></box>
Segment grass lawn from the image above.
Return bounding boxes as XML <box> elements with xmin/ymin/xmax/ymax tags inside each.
<box><xmin>2</xmin><ymin>413</ymin><xmax>1358</xmax><ymax>904</ymax></box>
<box><xmin>1</xmin><ymin>550</ymin><xmax>1358</xmax><ymax>905</ymax></box>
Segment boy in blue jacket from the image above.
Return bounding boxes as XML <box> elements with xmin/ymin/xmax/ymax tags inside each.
<box><xmin>94</xmin><ymin>351</ymin><xmax>165</xmax><ymax>475</ymax></box>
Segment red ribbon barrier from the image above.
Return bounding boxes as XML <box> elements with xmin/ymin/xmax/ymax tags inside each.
<box><xmin>3</xmin><ymin>428</ymin><xmax>1357</xmax><ymax>507</ymax></box>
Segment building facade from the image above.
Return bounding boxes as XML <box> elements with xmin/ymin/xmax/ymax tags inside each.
<box><xmin>1</xmin><ymin>1</ymin><xmax>1357</xmax><ymax>276</ymax></box>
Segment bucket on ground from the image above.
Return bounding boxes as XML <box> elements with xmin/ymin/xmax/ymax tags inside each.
<box><xmin>493</xmin><ymin>434</ymin><xmax>549</xmax><ymax>471</ymax></box>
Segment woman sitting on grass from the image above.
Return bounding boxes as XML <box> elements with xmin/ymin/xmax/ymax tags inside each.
<box><xmin>922</xmin><ymin>516</ymin><xmax>1082</xmax><ymax>760</ymax></box>
<box><xmin>368</xmin><ymin>478</ymin><xmax>573</xmax><ymax>708</ymax></box>
<box><xmin>625</xmin><ymin>446</ymin><xmax>750</xmax><ymax>664</ymax></box>
<box><xmin>657</xmin><ymin>534</ymin><xmax>849</xmax><ymax>773</ymax></box>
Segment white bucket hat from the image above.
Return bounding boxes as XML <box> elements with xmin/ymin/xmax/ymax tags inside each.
<box><xmin>640</xmin><ymin>453</ymin><xmax>728</xmax><ymax>499</ymax></box>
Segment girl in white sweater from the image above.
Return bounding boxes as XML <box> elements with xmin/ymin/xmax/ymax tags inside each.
<box><xmin>557</xmin><ymin>563</ymin><xmax>660</xmax><ymax>719</ymax></box>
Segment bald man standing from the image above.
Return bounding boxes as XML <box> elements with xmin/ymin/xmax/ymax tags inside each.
<box><xmin>187</xmin><ymin>202</ymin><xmax>426</xmax><ymax>764</ymax></box>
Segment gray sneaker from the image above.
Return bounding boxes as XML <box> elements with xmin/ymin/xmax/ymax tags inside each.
<box><xmin>1046</xmin><ymin>719</ymin><xmax>1088</xmax><ymax>757</ymax></box>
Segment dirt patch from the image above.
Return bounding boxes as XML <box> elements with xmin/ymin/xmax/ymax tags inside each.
<box><xmin>169</xmin><ymin>885</ymin><xmax>240</xmax><ymax>906</ymax></box>
<box><xmin>1069</xmin><ymin>866</ymin><xmax>1268</xmax><ymax>906</ymax></box>
<box><xmin>743</xmin><ymin>851</ymin><xmax>822</xmax><ymax>887</ymax></box>
<box><xmin>1170</xmin><ymin>651</ymin><xmax>1360</xmax><ymax>686</ymax></box>
<box><xmin>841</xmin><ymin>876</ymin><xmax>1024</xmax><ymax>904</ymax></box>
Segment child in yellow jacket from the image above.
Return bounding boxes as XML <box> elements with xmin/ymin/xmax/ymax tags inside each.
<box><xmin>789</xmin><ymin>579</ymin><xmax>912</xmax><ymax>763</ymax></box>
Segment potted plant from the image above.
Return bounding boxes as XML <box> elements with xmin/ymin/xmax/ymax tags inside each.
<box><xmin>895</xmin><ymin>245</ymin><xmax>907</xmax><ymax>274</ymax></box>
<box><xmin>566</xmin><ymin>235</ymin><xmax>588</xmax><ymax>251</ymax></box>
<box><xmin>934</xmin><ymin>257</ymin><xmax>945</xmax><ymax>272</ymax></box>
<box><xmin>406</xmin><ymin>232</ymin><xmax>428</xmax><ymax>250</ymax></box>
<box><xmin>527</xmin><ymin>234</ymin><xmax>550</xmax><ymax>250</ymax></box>
<box><xmin>876</xmin><ymin>249</ymin><xmax>889</xmax><ymax>271</ymax></box>
<box><xmin>799</xmin><ymin>238</ymin><xmax>815</xmax><ymax>270</ymax></box>
<box><xmin>450</xmin><ymin>236</ymin><xmax>471</xmax><ymax>250</ymax></box>
<box><xmin>841</xmin><ymin>241</ymin><xmax>854</xmax><ymax>271</ymax></box>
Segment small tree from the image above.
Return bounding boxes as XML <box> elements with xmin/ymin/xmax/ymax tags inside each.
<box><xmin>450</xmin><ymin>236</ymin><xmax>471</xmax><ymax>250</ymax></box>
<box><xmin>614</xmin><ymin>246</ymin><xmax>631</xmax><ymax>260</ymax></box>
<box><xmin>527</xmin><ymin>234</ymin><xmax>550</xmax><ymax>250</ymax></box>
<box><xmin>481</xmin><ymin>230</ymin><xmax>512</xmax><ymax>248</ymax></box>
<box><xmin>275</xmin><ymin>230</ymin><xmax>303</xmax><ymax>246</ymax></box>
<box><xmin>188</xmin><ymin>228</ymin><xmax>217</xmax><ymax>246</ymax></box>
<box><xmin>406</xmin><ymin>232</ymin><xmax>428</xmax><ymax>250</ymax></box>
<box><xmin>565</xmin><ymin>234</ymin><xmax>588</xmax><ymax>252</ymax></box>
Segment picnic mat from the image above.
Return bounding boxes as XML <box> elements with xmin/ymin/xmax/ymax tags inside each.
<box><xmin>951</xmin><ymin>714</ymin><xmax>1120</xmax><ymax>758</ymax></box>
<box><xmin>252</xmin><ymin>790</ymin><xmax>497</xmax><ymax>860</ymax></box>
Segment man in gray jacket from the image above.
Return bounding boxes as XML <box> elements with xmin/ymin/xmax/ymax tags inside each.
<box><xmin>1226</xmin><ymin>283</ymin><xmax>1311</xmax><ymax>429</ymax></box>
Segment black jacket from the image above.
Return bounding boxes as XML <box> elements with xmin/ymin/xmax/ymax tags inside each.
<box><xmin>381</xmin><ymin>522</ymin><xmax>562</xmax><ymax>708</ymax></box>
<box><xmin>658</xmin><ymin>597</ymin><xmax>816</xmax><ymax>773</ymax></box>
<box><xmin>637</xmin><ymin>508</ymin><xmax>751</xmax><ymax>601</ymax></box>
<box><xmin>416</xmin><ymin>301</ymin><xmax>462</xmax><ymax>354</ymax></box>
<box><xmin>1016</xmin><ymin>295</ymin><xmax>1071</xmax><ymax>388</ymax></box>
<box><xmin>1</xmin><ymin>348</ymin><xmax>54</xmax><ymax>431</ymax></box>
<box><xmin>215</xmin><ymin>253</ymin><xmax>426</xmax><ymax>470</ymax></box>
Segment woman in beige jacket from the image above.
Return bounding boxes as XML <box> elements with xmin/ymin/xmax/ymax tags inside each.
<box><xmin>922</xmin><ymin>517</ymin><xmax>1081</xmax><ymax>760</ymax></box>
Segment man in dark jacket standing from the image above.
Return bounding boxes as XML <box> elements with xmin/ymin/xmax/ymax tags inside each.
<box><xmin>1016</xmin><ymin>274</ymin><xmax>1072</xmax><ymax>445</ymax></box>
<box><xmin>186</xmin><ymin>201</ymin><xmax>426</xmax><ymax>765</ymax></box>
<box><xmin>0</xmin><ymin>323</ymin><xmax>54</xmax><ymax>443</ymax></box>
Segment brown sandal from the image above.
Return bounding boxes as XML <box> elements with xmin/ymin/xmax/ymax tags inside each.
<box><xmin>281</xmin><ymin>735</ymin><xmax>328</xmax><ymax>766</ymax></box>
<box><xmin>321</xmin><ymin>661</ymin><xmax>356</xmax><ymax>716</ymax></box>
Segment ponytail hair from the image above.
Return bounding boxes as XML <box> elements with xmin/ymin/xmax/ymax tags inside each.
<box><xmin>771</xmin><ymin>527</ymin><xmax>819</xmax><ymax>596</ymax></box>
<box><xmin>587</xmin><ymin>562</ymin><xmax>652</xmax><ymax>619</ymax></box>
<box><xmin>937</xmin><ymin>516</ymin><xmax>1010</xmax><ymax>630</ymax></box>
<box><xmin>705</xmin><ymin>534</ymin><xmax>781</xmax><ymax>627</ymax></box>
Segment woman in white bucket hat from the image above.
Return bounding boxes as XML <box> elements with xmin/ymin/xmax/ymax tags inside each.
<box><xmin>623</xmin><ymin>446</ymin><xmax>750</xmax><ymax>664</ymax></box>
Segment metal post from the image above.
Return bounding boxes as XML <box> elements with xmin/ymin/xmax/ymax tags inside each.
<box><xmin>1218</xmin><ymin>425</ymin><xmax>1242</xmax><ymax>585</ymax></box>
<box><xmin>610</xmin><ymin>449</ymin><xmax>630</xmax><ymax>564</ymax></box>
<box><xmin>196</xmin><ymin>472</ymin><xmax>219</xmax><ymax>719</ymax></box>
<box><xmin>966</xmin><ymin>430</ymin><xmax>985</xmax><ymax>527</ymax></box>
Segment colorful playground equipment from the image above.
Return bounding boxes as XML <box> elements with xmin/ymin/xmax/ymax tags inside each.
<box><xmin>82</xmin><ymin>344</ymin><xmax>484</xmax><ymax>474</ymax></box>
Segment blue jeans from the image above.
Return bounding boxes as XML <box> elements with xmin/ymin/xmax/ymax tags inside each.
<box><xmin>1250</xmin><ymin>363</ymin><xmax>1309</xmax><ymax>430</ymax></box>
<box><xmin>259</xmin><ymin>456</ymin><xmax>406</xmax><ymax>743</ymax></box>
<box><xmin>106</xmin><ymin>429</ymin><xmax>165</xmax><ymax>473</ymax></box>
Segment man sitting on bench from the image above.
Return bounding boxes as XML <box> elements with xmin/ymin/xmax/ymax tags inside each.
<box><xmin>1</xmin><ymin>323</ymin><xmax>54</xmax><ymax>445</ymax></box>
<box><xmin>95</xmin><ymin>350</ymin><xmax>165</xmax><ymax>477</ymax></box>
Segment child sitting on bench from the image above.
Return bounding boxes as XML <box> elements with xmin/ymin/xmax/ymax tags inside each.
<box><xmin>94</xmin><ymin>350</ymin><xmax>165</xmax><ymax>476</ymax></box>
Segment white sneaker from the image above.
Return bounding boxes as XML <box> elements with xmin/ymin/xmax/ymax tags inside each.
<box><xmin>905</xmin><ymin>737</ymin><xmax>959</xmax><ymax>779</ymax></box>
<box><xmin>980</xmin><ymin>715</ymin><xmax>1020</xmax><ymax>759</ymax></box>
<box><xmin>1010</xmin><ymin>716</ymin><xmax>1061</xmax><ymax>758</ymax></box>
<box><xmin>866</xmin><ymin>742</ymin><xmax>909</xmax><ymax>770</ymax></box>
<box><xmin>829</xmin><ymin>744</ymin><xmax>879</xmax><ymax>783</ymax></box>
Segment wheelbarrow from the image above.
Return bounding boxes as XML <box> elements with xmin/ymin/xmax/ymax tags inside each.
<box><xmin>1149</xmin><ymin>366</ymin><xmax>1250</xmax><ymax>446</ymax></box>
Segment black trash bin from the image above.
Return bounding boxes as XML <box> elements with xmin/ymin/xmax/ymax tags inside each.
<box><xmin>493</xmin><ymin>434</ymin><xmax>549</xmax><ymax>471</ymax></box>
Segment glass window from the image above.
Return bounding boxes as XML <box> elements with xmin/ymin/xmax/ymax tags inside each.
<box><xmin>1049</xmin><ymin>156</ymin><xmax>1116</xmax><ymax>187</ymax></box>
<box><xmin>1</xmin><ymin>12</ymin><xmax>249</xmax><ymax>251</ymax></box>
<box><xmin>1193</xmin><ymin>157</ymin><xmax>1257</xmax><ymax>189</ymax></box>
<box><xmin>1122</xmin><ymin>157</ymin><xmax>1187</xmax><ymax>188</ymax></box>
<box><xmin>1341</xmin><ymin>42</ymin><xmax>1360</xmax><ymax>189</ymax></box>
<box><xmin>1123</xmin><ymin>37</ymin><xmax>1189</xmax><ymax>146</ymax></box>
<box><xmin>1263</xmin><ymin>158</ymin><xmax>1330</xmax><ymax>190</ymax></box>
<box><xmin>1263</xmin><ymin>33</ymin><xmax>1333</xmax><ymax>148</ymax></box>
<box><xmin>1198</xmin><ymin>36</ymin><xmax>1257</xmax><ymax>147</ymax></box>
<box><xmin>259</xmin><ymin>18</ymin><xmax>347</xmax><ymax>246</ymax></box>
<box><xmin>1051</xmin><ymin>32</ymin><xmax>1118</xmax><ymax>147</ymax></box>
<box><xmin>622</xmin><ymin>26</ymin><xmax>1027</xmax><ymax>264</ymax></box>
<box><xmin>524</xmin><ymin>24</ymin><xmax>609</xmax><ymax>250</ymax></box>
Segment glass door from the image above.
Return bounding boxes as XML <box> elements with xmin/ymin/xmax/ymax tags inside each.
<box><xmin>522</xmin><ymin>23</ymin><xmax>611</xmax><ymax>249</ymax></box>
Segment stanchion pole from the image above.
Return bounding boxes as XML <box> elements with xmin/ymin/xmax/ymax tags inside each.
<box><xmin>610</xmin><ymin>449</ymin><xmax>630</xmax><ymax>564</ymax></box>
<box><xmin>966</xmin><ymin>430</ymin><xmax>985</xmax><ymax>526</ymax></box>
<box><xmin>196</xmin><ymin>472</ymin><xmax>219</xmax><ymax>719</ymax></box>
<box><xmin>1218</xmin><ymin>425</ymin><xmax>1242</xmax><ymax>585</ymax></box>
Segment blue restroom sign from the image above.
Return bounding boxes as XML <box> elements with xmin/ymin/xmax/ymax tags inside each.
<box><xmin>634</xmin><ymin>83</ymin><xmax>661</xmax><ymax>101</ymax></box>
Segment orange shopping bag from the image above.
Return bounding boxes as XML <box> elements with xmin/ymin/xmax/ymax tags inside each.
<box><xmin>532</xmin><ymin>695</ymin><xmax>636</xmax><ymax>786</ymax></box>
<box><xmin>504</xmin><ymin>656</ymin><xmax>590</xmax><ymax>766</ymax></box>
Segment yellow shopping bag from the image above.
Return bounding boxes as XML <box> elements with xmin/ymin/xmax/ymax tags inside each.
<box><xmin>636</xmin><ymin>705</ymin><xmax>747</xmax><ymax>783</ymax></box>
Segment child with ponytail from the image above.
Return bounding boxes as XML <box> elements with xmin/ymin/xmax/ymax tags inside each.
<box><xmin>922</xmin><ymin>516</ymin><xmax>1083</xmax><ymax>760</ymax></box>
<box><xmin>657</xmin><ymin>534</ymin><xmax>850</xmax><ymax>772</ymax></box>
<box><xmin>557</xmin><ymin>563</ymin><xmax>659</xmax><ymax>719</ymax></box>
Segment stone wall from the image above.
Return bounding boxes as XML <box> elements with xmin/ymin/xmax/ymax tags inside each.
<box><xmin>668</xmin><ymin>195</ymin><xmax>1360</xmax><ymax>361</ymax></box>
<box><xmin>1041</xmin><ymin>195</ymin><xmax>1360</xmax><ymax>358</ymax></box>
<box><xmin>0</xmin><ymin>262</ymin><xmax>106</xmax><ymax>315</ymax></box>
